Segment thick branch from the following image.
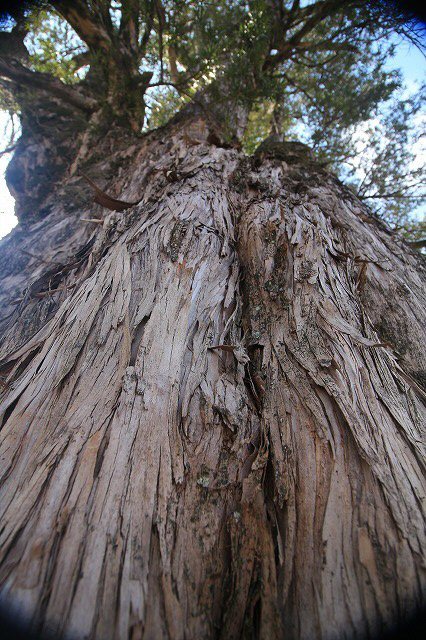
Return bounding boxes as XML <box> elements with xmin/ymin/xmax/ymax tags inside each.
<box><xmin>168</xmin><ymin>45</ymin><xmax>180</xmax><ymax>85</ymax></box>
<box><xmin>156</xmin><ymin>0</ymin><xmax>166</xmax><ymax>82</ymax></box>
<box><xmin>408</xmin><ymin>239</ymin><xmax>426</xmax><ymax>249</ymax></box>
<box><xmin>263</xmin><ymin>0</ymin><xmax>354</xmax><ymax>69</ymax></box>
<box><xmin>70</xmin><ymin>50</ymin><xmax>92</xmax><ymax>70</ymax></box>
<box><xmin>139</xmin><ymin>1</ymin><xmax>156</xmax><ymax>58</ymax></box>
<box><xmin>92</xmin><ymin>0</ymin><xmax>114</xmax><ymax>33</ymax></box>
<box><xmin>0</xmin><ymin>57</ymin><xmax>98</xmax><ymax>112</ymax></box>
<box><xmin>120</xmin><ymin>0</ymin><xmax>140</xmax><ymax>54</ymax></box>
<box><xmin>52</xmin><ymin>0</ymin><xmax>112</xmax><ymax>53</ymax></box>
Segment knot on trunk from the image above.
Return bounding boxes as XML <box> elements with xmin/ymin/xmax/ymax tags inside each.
<box><xmin>254</xmin><ymin>135</ymin><xmax>314</xmax><ymax>164</ymax></box>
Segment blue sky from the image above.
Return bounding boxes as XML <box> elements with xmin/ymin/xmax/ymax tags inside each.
<box><xmin>0</xmin><ymin>113</ymin><xmax>17</xmax><ymax>238</ymax></box>
<box><xmin>388</xmin><ymin>32</ymin><xmax>426</xmax><ymax>87</ymax></box>
<box><xmin>0</xmin><ymin>35</ymin><xmax>425</xmax><ymax>239</ymax></box>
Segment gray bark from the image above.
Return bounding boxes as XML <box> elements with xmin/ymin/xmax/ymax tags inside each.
<box><xmin>0</xmin><ymin>113</ymin><xmax>425</xmax><ymax>640</ymax></box>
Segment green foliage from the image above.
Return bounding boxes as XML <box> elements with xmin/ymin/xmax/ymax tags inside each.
<box><xmin>0</xmin><ymin>0</ymin><xmax>424</xmax><ymax>243</ymax></box>
<box><xmin>25</xmin><ymin>9</ymin><xmax>86</xmax><ymax>84</ymax></box>
<box><xmin>399</xmin><ymin>216</ymin><xmax>426</xmax><ymax>246</ymax></box>
<box><xmin>242</xmin><ymin>101</ymin><xmax>275</xmax><ymax>155</ymax></box>
<box><xmin>239</xmin><ymin>12</ymin><xmax>425</xmax><ymax>242</ymax></box>
<box><xmin>344</xmin><ymin>87</ymin><xmax>425</xmax><ymax>225</ymax></box>
<box><xmin>144</xmin><ymin>86</ymin><xmax>190</xmax><ymax>130</ymax></box>
<box><xmin>0</xmin><ymin>84</ymin><xmax>19</xmax><ymax>114</ymax></box>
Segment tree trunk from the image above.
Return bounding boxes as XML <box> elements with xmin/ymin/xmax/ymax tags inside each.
<box><xmin>0</xmin><ymin>112</ymin><xmax>424</xmax><ymax>640</ymax></box>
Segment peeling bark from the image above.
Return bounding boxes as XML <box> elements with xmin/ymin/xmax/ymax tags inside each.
<box><xmin>0</xmin><ymin>117</ymin><xmax>424</xmax><ymax>639</ymax></box>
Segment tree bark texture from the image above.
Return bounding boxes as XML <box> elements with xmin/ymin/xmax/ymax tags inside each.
<box><xmin>0</xmin><ymin>114</ymin><xmax>425</xmax><ymax>640</ymax></box>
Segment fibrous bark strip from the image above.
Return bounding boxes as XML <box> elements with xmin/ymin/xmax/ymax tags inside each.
<box><xmin>0</xmin><ymin>117</ymin><xmax>424</xmax><ymax>639</ymax></box>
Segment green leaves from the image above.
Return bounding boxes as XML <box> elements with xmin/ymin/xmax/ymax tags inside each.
<box><xmin>25</xmin><ymin>8</ymin><xmax>86</xmax><ymax>84</ymax></box>
<box><xmin>0</xmin><ymin>0</ymin><xmax>424</xmax><ymax>245</ymax></box>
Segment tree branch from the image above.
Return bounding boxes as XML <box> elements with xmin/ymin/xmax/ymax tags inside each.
<box><xmin>167</xmin><ymin>44</ymin><xmax>180</xmax><ymax>85</ymax></box>
<box><xmin>139</xmin><ymin>1</ymin><xmax>156</xmax><ymax>58</ymax></box>
<box><xmin>0</xmin><ymin>57</ymin><xmax>97</xmax><ymax>112</ymax></box>
<box><xmin>51</xmin><ymin>0</ymin><xmax>112</xmax><ymax>53</ymax></box>
<box><xmin>359</xmin><ymin>192</ymin><xmax>425</xmax><ymax>200</ymax></box>
<box><xmin>295</xmin><ymin>50</ymin><xmax>341</xmax><ymax>68</ymax></box>
<box><xmin>263</xmin><ymin>0</ymin><xmax>354</xmax><ymax>69</ymax></box>
<box><xmin>155</xmin><ymin>0</ymin><xmax>165</xmax><ymax>82</ymax></box>
<box><xmin>92</xmin><ymin>0</ymin><xmax>114</xmax><ymax>34</ymax></box>
<box><xmin>293</xmin><ymin>39</ymin><xmax>359</xmax><ymax>53</ymax></box>
<box><xmin>408</xmin><ymin>239</ymin><xmax>426</xmax><ymax>249</ymax></box>
<box><xmin>120</xmin><ymin>0</ymin><xmax>140</xmax><ymax>54</ymax></box>
<box><xmin>70</xmin><ymin>50</ymin><xmax>92</xmax><ymax>70</ymax></box>
<box><xmin>0</xmin><ymin>143</ymin><xmax>17</xmax><ymax>158</ymax></box>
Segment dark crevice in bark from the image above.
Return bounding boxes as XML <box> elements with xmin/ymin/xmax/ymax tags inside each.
<box><xmin>0</xmin><ymin>393</ymin><xmax>21</xmax><ymax>431</ymax></box>
<box><xmin>1</xmin><ymin>346</ymin><xmax>44</xmax><ymax>389</ymax></box>
<box><xmin>242</xmin><ymin>363</ymin><xmax>263</xmax><ymax>415</ymax></box>
<box><xmin>93</xmin><ymin>404</ymin><xmax>119</xmax><ymax>482</ymax></box>
<box><xmin>129</xmin><ymin>313</ymin><xmax>151</xmax><ymax>366</ymax></box>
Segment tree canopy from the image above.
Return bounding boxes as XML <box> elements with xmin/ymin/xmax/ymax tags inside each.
<box><xmin>0</xmin><ymin>0</ymin><xmax>425</xmax><ymax>243</ymax></box>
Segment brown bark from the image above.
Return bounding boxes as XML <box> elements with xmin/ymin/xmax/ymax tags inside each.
<box><xmin>0</xmin><ymin>114</ymin><xmax>424</xmax><ymax>639</ymax></box>
<box><xmin>0</xmin><ymin>58</ymin><xmax>98</xmax><ymax>113</ymax></box>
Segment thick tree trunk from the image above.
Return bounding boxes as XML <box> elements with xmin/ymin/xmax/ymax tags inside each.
<box><xmin>0</xmin><ymin>112</ymin><xmax>425</xmax><ymax>640</ymax></box>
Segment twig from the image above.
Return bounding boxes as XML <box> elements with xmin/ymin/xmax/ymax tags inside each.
<box><xmin>0</xmin><ymin>143</ymin><xmax>17</xmax><ymax>158</ymax></box>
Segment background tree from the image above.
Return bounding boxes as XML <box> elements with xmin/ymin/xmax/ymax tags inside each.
<box><xmin>0</xmin><ymin>1</ymin><xmax>425</xmax><ymax>639</ymax></box>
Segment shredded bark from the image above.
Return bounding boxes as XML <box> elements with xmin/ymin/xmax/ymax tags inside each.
<box><xmin>0</xmin><ymin>118</ymin><xmax>425</xmax><ymax>639</ymax></box>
